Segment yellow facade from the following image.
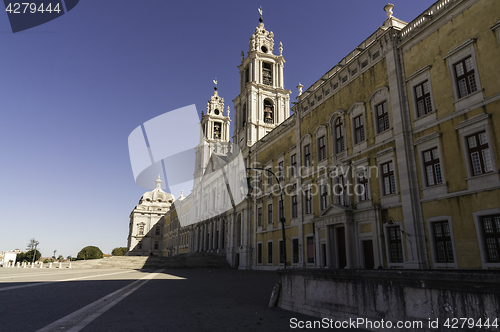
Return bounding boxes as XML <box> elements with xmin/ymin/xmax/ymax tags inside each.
<box><xmin>162</xmin><ymin>0</ymin><xmax>500</xmax><ymax>270</ymax></box>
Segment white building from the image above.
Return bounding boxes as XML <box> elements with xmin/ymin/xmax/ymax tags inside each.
<box><xmin>127</xmin><ymin>176</ymin><xmax>174</xmax><ymax>256</ymax></box>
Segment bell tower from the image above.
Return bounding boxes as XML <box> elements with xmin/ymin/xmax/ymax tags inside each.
<box><xmin>194</xmin><ymin>82</ymin><xmax>231</xmax><ymax>184</ymax></box>
<box><xmin>233</xmin><ymin>9</ymin><xmax>291</xmax><ymax>149</ymax></box>
<box><xmin>201</xmin><ymin>82</ymin><xmax>231</xmax><ymax>142</ymax></box>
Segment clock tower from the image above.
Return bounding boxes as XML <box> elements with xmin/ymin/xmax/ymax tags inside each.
<box><xmin>233</xmin><ymin>12</ymin><xmax>291</xmax><ymax>150</ymax></box>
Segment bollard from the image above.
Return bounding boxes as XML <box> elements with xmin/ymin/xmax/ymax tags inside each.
<box><xmin>40</xmin><ymin>262</ymin><xmax>43</xmax><ymax>268</ymax></box>
<box><xmin>58</xmin><ymin>262</ymin><xmax>62</xmax><ymax>269</ymax></box>
<box><xmin>49</xmin><ymin>262</ymin><xmax>52</xmax><ymax>269</ymax></box>
<box><xmin>68</xmin><ymin>262</ymin><xmax>72</xmax><ymax>269</ymax></box>
<box><xmin>22</xmin><ymin>262</ymin><xmax>26</xmax><ymax>268</ymax></box>
<box><xmin>16</xmin><ymin>262</ymin><xmax>20</xmax><ymax>268</ymax></box>
<box><xmin>31</xmin><ymin>262</ymin><xmax>34</xmax><ymax>268</ymax></box>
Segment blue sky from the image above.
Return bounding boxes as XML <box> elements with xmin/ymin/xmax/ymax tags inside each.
<box><xmin>0</xmin><ymin>0</ymin><xmax>437</xmax><ymax>257</ymax></box>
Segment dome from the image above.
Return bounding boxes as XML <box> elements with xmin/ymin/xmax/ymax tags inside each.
<box><xmin>138</xmin><ymin>176</ymin><xmax>175</xmax><ymax>208</ymax></box>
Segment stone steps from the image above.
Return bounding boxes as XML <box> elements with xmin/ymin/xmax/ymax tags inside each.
<box><xmin>70</xmin><ymin>253</ymin><xmax>231</xmax><ymax>269</ymax></box>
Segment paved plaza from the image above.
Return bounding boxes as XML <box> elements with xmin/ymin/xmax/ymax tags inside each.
<box><xmin>0</xmin><ymin>267</ymin><xmax>366</xmax><ymax>331</ymax></box>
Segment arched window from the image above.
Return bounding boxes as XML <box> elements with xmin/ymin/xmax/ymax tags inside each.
<box><xmin>264</xmin><ymin>99</ymin><xmax>274</xmax><ymax>124</ymax></box>
<box><xmin>335</xmin><ymin>118</ymin><xmax>345</xmax><ymax>154</ymax></box>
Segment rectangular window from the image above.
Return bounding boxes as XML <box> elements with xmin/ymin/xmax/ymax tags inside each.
<box><xmin>361</xmin><ymin>60</ymin><xmax>369</xmax><ymax>68</ymax></box>
<box><xmin>267</xmin><ymin>168</ymin><xmax>273</xmax><ymax>186</ymax></box>
<box><xmin>257</xmin><ymin>173</ymin><xmax>263</xmax><ymax>190</ymax></box>
<box><xmin>213</xmin><ymin>122</ymin><xmax>221</xmax><ymax>139</ymax></box>
<box><xmin>357</xmin><ymin>171</ymin><xmax>369</xmax><ymax>201</ymax></box>
<box><xmin>279</xmin><ymin>240</ymin><xmax>284</xmax><ymax>264</ymax></box>
<box><xmin>257</xmin><ymin>207</ymin><xmax>262</xmax><ymax>227</ymax></box>
<box><xmin>304</xmin><ymin>190</ymin><xmax>312</xmax><ymax>214</ymax></box>
<box><xmin>372</xmin><ymin>51</ymin><xmax>380</xmax><ymax>59</ymax></box>
<box><xmin>415</xmin><ymin>80</ymin><xmax>432</xmax><ymax>117</ymax></box>
<box><xmin>318</xmin><ymin>136</ymin><xmax>326</xmax><ymax>161</ymax></box>
<box><xmin>337</xmin><ymin>175</ymin><xmax>347</xmax><ymax>206</ymax></box>
<box><xmin>267</xmin><ymin>203</ymin><xmax>273</xmax><ymax>224</ymax></box>
<box><xmin>342</xmin><ymin>76</ymin><xmax>348</xmax><ymax>83</ymax></box>
<box><xmin>454</xmin><ymin>56</ymin><xmax>477</xmax><ymax>98</ymax></box>
<box><xmin>263</xmin><ymin>62</ymin><xmax>273</xmax><ymax>86</ymax></box>
<box><xmin>154</xmin><ymin>241</ymin><xmax>159</xmax><ymax>250</ymax></box>
<box><xmin>292</xmin><ymin>238</ymin><xmax>299</xmax><ymax>264</ymax></box>
<box><xmin>334</xmin><ymin>118</ymin><xmax>344</xmax><ymax>154</ymax></box>
<box><xmin>320</xmin><ymin>184</ymin><xmax>328</xmax><ymax>210</ymax></box>
<box><xmin>375</xmin><ymin>101</ymin><xmax>390</xmax><ymax>133</ymax></box>
<box><xmin>291</xmin><ymin>195</ymin><xmax>298</xmax><ymax>218</ymax></box>
<box><xmin>257</xmin><ymin>243</ymin><xmax>262</xmax><ymax>264</ymax></box>
<box><xmin>306</xmin><ymin>237</ymin><xmax>314</xmax><ymax>264</ymax></box>
<box><xmin>290</xmin><ymin>154</ymin><xmax>296</xmax><ymax>176</ymax></box>
<box><xmin>333</xmin><ymin>83</ymin><xmax>339</xmax><ymax>90</ymax></box>
<box><xmin>155</xmin><ymin>226</ymin><xmax>160</xmax><ymax>236</ymax></box>
<box><xmin>388</xmin><ymin>226</ymin><xmax>403</xmax><ymax>263</ymax></box>
<box><xmin>278</xmin><ymin>161</ymin><xmax>284</xmax><ymax>181</ymax></box>
<box><xmin>138</xmin><ymin>225</ymin><xmax>144</xmax><ymax>236</ymax></box>
<box><xmin>267</xmin><ymin>242</ymin><xmax>273</xmax><ymax>265</ymax></box>
<box><xmin>304</xmin><ymin>144</ymin><xmax>311</xmax><ymax>167</ymax></box>
<box><xmin>354</xmin><ymin>115</ymin><xmax>365</xmax><ymax>144</ymax></box>
<box><xmin>432</xmin><ymin>221</ymin><xmax>454</xmax><ymax>263</ymax></box>
<box><xmin>480</xmin><ymin>214</ymin><xmax>500</xmax><ymax>262</ymax></box>
<box><xmin>467</xmin><ymin>132</ymin><xmax>493</xmax><ymax>176</ymax></box>
<box><xmin>245</xmin><ymin>66</ymin><xmax>250</xmax><ymax>84</ymax></box>
<box><xmin>278</xmin><ymin>199</ymin><xmax>284</xmax><ymax>221</ymax></box>
<box><xmin>382</xmin><ymin>161</ymin><xmax>396</xmax><ymax>195</ymax></box>
<box><xmin>423</xmin><ymin>148</ymin><xmax>443</xmax><ymax>186</ymax></box>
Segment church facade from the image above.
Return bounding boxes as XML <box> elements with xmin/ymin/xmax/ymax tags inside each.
<box><xmin>157</xmin><ymin>0</ymin><xmax>500</xmax><ymax>270</ymax></box>
<box><xmin>126</xmin><ymin>176</ymin><xmax>174</xmax><ymax>256</ymax></box>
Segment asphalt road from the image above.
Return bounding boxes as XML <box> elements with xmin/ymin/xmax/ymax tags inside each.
<box><xmin>0</xmin><ymin>267</ymin><xmax>367</xmax><ymax>331</ymax></box>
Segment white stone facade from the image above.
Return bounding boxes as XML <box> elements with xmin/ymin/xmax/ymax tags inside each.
<box><xmin>127</xmin><ymin>176</ymin><xmax>174</xmax><ymax>256</ymax></box>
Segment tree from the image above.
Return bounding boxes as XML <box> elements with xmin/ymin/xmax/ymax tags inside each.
<box><xmin>26</xmin><ymin>238</ymin><xmax>39</xmax><ymax>251</ymax></box>
<box><xmin>77</xmin><ymin>246</ymin><xmax>103</xmax><ymax>260</ymax></box>
<box><xmin>16</xmin><ymin>252</ymin><xmax>26</xmax><ymax>263</ymax></box>
<box><xmin>17</xmin><ymin>249</ymin><xmax>41</xmax><ymax>263</ymax></box>
<box><xmin>57</xmin><ymin>255</ymin><xmax>64</xmax><ymax>262</ymax></box>
<box><xmin>111</xmin><ymin>247</ymin><xmax>127</xmax><ymax>256</ymax></box>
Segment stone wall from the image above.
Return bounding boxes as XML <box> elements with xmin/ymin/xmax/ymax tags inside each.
<box><xmin>277</xmin><ymin>268</ymin><xmax>500</xmax><ymax>331</ymax></box>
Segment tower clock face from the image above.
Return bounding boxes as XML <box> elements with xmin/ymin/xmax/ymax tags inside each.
<box><xmin>261</xmin><ymin>46</ymin><xmax>268</xmax><ymax>53</ymax></box>
<box><xmin>214</xmin><ymin>109</ymin><xmax>220</xmax><ymax>115</ymax></box>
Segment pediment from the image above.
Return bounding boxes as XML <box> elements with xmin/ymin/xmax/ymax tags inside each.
<box><xmin>320</xmin><ymin>204</ymin><xmax>353</xmax><ymax>217</ymax></box>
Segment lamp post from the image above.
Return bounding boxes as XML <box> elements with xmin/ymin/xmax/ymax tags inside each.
<box><xmin>246</xmin><ymin>167</ymin><xmax>287</xmax><ymax>268</ymax></box>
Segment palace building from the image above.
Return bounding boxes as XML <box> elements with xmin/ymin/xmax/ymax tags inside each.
<box><xmin>135</xmin><ymin>0</ymin><xmax>500</xmax><ymax>270</ymax></box>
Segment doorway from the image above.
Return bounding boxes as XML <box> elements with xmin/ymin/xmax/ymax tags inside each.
<box><xmin>337</xmin><ymin>227</ymin><xmax>347</xmax><ymax>268</ymax></box>
<box><xmin>362</xmin><ymin>240</ymin><xmax>375</xmax><ymax>269</ymax></box>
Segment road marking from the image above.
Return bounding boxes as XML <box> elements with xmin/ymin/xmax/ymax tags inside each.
<box><xmin>0</xmin><ymin>270</ymin><xmax>136</xmax><ymax>292</ymax></box>
<box><xmin>36</xmin><ymin>269</ymin><xmax>164</xmax><ymax>332</ymax></box>
<box><xmin>0</xmin><ymin>270</ymin><xmax>99</xmax><ymax>280</ymax></box>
